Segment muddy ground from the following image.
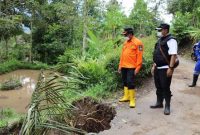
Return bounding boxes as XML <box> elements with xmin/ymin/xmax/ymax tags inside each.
<box><xmin>99</xmin><ymin>57</ymin><xmax>200</xmax><ymax>135</ymax></box>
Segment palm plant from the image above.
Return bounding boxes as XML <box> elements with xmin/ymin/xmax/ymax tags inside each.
<box><xmin>20</xmin><ymin>70</ymin><xmax>87</xmax><ymax>135</ymax></box>
<box><xmin>188</xmin><ymin>27</ymin><xmax>200</xmax><ymax>42</ymax></box>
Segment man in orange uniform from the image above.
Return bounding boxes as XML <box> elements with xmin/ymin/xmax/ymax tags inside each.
<box><xmin>118</xmin><ymin>28</ymin><xmax>144</xmax><ymax>108</ymax></box>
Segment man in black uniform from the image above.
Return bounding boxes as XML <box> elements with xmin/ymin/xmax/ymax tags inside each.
<box><xmin>150</xmin><ymin>23</ymin><xmax>178</xmax><ymax>115</ymax></box>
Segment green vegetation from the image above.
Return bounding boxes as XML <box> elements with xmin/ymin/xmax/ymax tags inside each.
<box><xmin>0</xmin><ymin>108</ymin><xmax>22</xmax><ymax>128</ymax></box>
<box><xmin>0</xmin><ymin>78</ymin><xmax>22</xmax><ymax>90</ymax></box>
<box><xmin>0</xmin><ymin>59</ymin><xmax>48</xmax><ymax>75</ymax></box>
<box><xmin>20</xmin><ymin>72</ymin><xmax>87</xmax><ymax>134</ymax></box>
<box><xmin>2</xmin><ymin>0</ymin><xmax>196</xmax><ymax>134</ymax></box>
<box><xmin>0</xmin><ymin>0</ymin><xmax>159</xmax><ymax>65</ymax></box>
<box><xmin>20</xmin><ymin>34</ymin><xmax>156</xmax><ymax>133</ymax></box>
<box><xmin>140</xmin><ymin>35</ymin><xmax>155</xmax><ymax>77</ymax></box>
<box><xmin>57</xmin><ymin>35</ymin><xmax>156</xmax><ymax>101</ymax></box>
<box><xmin>167</xmin><ymin>0</ymin><xmax>200</xmax><ymax>44</ymax></box>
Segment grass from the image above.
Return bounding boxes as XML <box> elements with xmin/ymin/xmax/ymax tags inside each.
<box><xmin>0</xmin><ymin>108</ymin><xmax>22</xmax><ymax>128</ymax></box>
<box><xmin>0</xmin><ymin>59</ymin><xmax>49</xmax><ymax>75</ymax></box>
<box><xmin>0</xmin><ymin>78</ymin><xmax>22</xmax><ymax>90</ymax></box>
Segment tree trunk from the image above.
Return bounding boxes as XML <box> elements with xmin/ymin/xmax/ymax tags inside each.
<box><xmin>82</xmin><ymin>0</ymin><xmax>88</xmax><ymax>56</ymax></box>
<box><xmin>5</xmin><ymin>39</ymin><xmax>8</xmax><ymax>59</ymax></box>
<box><xmin>30</xmin><ymin>20</ymin><xmax>33</xmax><ymax>63</ymax></box>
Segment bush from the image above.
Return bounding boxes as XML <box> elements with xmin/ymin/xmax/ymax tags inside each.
<box><xmin>0</xmin><ymin>59</ymin><xmax>48</xmax><ymax>75</ymax></box>
<box><xmin>103</xmin><ymin>50</ymin><xmax>122</xmax><ymax>90</ymax></box>
<box><xmin>0</xmin><ymin>108</ymin><xmax>21</xmax><ymax>128</ymax></box>
<box><xmin>76</xmin><ymin>59</ymin><xmax>107</xmax><ymax>89</ymax></box>
<box><xmin>56</xmin><ymin>48</ymin><xmax>81</xmax><ymax>73</ymax></box>
<box><xmin>0</xmin><ymin>78</ymin><xmax>22</xmax><ymax>90</ymax></box>
<box><xmin>0</xmin><ymin>59</ymin><xmax>21</xmax><ymax>74</ymax></box>
<box><xmin>60</xmin><ymin>35</ymin><xmax>156</xmax><ymax>100</ymax></box>
<box><xmin>18</xmin><ymin>61</ymin><xmax>48</xmax><ymax>70</ymax></box>
<box><xmin>139</xmin><ymin>35</ymin><xmax>155</xmax><ymax>77</ymax></box>
<box><xmin>172</xmin><ymin>12</ymin><xmax>193</xmax><ymax>43</ymax></box>
<box><xmin>33</xmin><ymin>41</ymin><xmax>66</xmax><ymax>64</ymax></box>
<box><xmin>83</xmin><ymin>84</ymin><xmax>109</xmax><ymax>99</ymax></box>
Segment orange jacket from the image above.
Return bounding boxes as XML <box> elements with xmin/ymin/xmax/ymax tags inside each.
<box><xmin>119</xmin><ymin>36</ymin><xmax>144</xmax><ymax>73</ymax></box>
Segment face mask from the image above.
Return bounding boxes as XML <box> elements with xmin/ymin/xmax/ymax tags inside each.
<box><xmin>124</xmin><ymin>37</ymin><xmax>129</xmax><ymax>40</ymax></box>
<box><xmin>157</xmin><ymin>32</ymin><xmax>163</xmax><ymax>37</ymax></box>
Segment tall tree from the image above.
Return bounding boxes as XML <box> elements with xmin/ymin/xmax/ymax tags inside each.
<box><xmin>82</xmin><ymin>0</ymin><xmax>88</xmax><ymax>56</ymax></box>
<box><xmin>20</xmin><ymin>0</ymin><xmax>81</xmax><ymax>64</ymax></box>
<box><xmin>0</xmin><ymin>0</ymin><xmax>23</xmax><ymax>59</ymax></box>
<box><xmin>128</xmin><ymin>0</ymin><xmax>156</xmax><ymax>35</ymax></box>
<box><xmin>167</xmin><ymin>0</ymin><xmax>200</xmax><ymax>41</ymax></box>
<box><xmin>103</xmin><ymin>0</ymin><xmax>126</xmax><ymax>39</ymax></box>
<box><xmin>167</xmin><ymin>0</ymin><xmax>200</xmax><ymax>28</ymax></box>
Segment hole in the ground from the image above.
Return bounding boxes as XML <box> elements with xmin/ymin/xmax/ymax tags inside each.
<box><xmin>70</xmin><ymin>97</ymin><xmax>116</xmax><ymax>133</ymax></box>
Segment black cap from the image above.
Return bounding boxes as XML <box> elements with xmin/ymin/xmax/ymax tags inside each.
<box><xmin>122</xmin><ymin>28</ymin><xmax>134</xmax><ymax>35</ymax></box>
<box><xmin>155</xmin><ymin>23</ymin><xmax>170</xmax><ymax>30</ymax></box>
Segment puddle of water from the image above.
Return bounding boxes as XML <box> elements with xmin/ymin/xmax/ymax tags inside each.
<box><xmin>0</xmin><ymin>70</ymin><xmax>40</xmax><ymax>113</ymax></box>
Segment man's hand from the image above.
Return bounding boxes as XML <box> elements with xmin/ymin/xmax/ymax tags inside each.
<box><xmin>151</xmin><ymin>66</ymin><xmax>155</xmax><ymax>76</ymax></box>
<box><xmin>151</xmin><ymin>64</ymin><xmax>156</xmax><ymax>76</ymax></box>
<box><xmin>134</xmin><ymin>70</ymin><xmax>138</xmax><ymax>75</ymax></box>
<box><xmin>167</xmin><ymin>68</ymin><xmax>174</xmax><ymax>77</ymax></box>
<box><xmin>118</xmin><ymin>68</ymin><xmax>121</xmax><ymax>74</ymax></box>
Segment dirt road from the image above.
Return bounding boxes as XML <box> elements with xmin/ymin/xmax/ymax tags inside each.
<box><xmin>99</xmin><ymin>57</ymin><xmax>200</xmax><ymax>135</ymax></box>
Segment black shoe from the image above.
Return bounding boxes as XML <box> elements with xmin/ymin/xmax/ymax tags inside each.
<box><xmin>150</xmin><ymin>103</ymin><xmax>163</xmax><ymax>108</ymax></box>
<box><xmin>150</xmin><ymin>96</ymin><xmax>163</xmax><ymax>109</ymax></box>
<box><xmin>189</xmin><ymin>74</ymin><xmax>199</xmax><ymax>87</ymax></box>
<box><xmin>188</xmin><ymin>84</ymin><xmax>196</xmax><ymax>87</ymax></box>
<box><xmin>164</xmin><ymin>105</ymin><xmax>170</xmax><ymax>115</ymax></box>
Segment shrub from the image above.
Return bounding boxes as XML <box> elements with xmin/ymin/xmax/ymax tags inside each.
<box><xmin>59</xmin><ymin>35</ymin><xmax>156</xmax><ymax>99</ymax></box>
<box><xmin>172</xmin><ymin>12</ymin><xmax>193</xmax><ymax>43</ymax></box>
<box><xmin>0</xmin><ymin>59</ymin><xmax>21</xmax><ymax>74</ymax></box>
<box><xmin>18</xmin><ymin>61</ymin><xmax>48</xmax><ymax>70</ymax></box>
<box><xmin>0</xmin><ymin>78</ymin><xmax>22</xmax><ymax>90</ymax></box>
<box><xmin>0</xmin><ymin>108</ymin><xmax>21</xmax><ymax>128</ymax></box>
<box><xmin>103</xmin><ymin>50</ymin><xmax>122</xmax><ymax>90</ymax></box>
<box><xmin>76</xmin><ymin>59</ymin><xmax>107</xmax><ymax>89</ymax></box>
<box><xmin>56</xmin><ymin>48</ymin><xmax>81</xmax><ymax>73</ymax></box>
<box><xmin>83</xmin><ymin>84</ymin><xmax>108</xmax><ymax>99</ymax></box>
<box><xmin>139</xmin><ymin>35</ymin><xmax>155</xmax><ymax>77</ymax></box>
<box><xmin>0</xmin><ymin>59</ymin><xmax>48</xmax><ymax>75</ymax></box>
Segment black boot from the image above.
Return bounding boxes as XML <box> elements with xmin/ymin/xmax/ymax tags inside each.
<box><xmin>150</xmin><ymin>96</ymin><xmax>163</xmax><ymax>109</ymax></box>
<box><xmin>164</xmin><ymin>97</ymin><xmax>171</xmax><ymax>115</ymax></box>
<box><xmin>189</xmin><ymin>74</ymin><xmax>199</xmax><ymax>87</ymax></box>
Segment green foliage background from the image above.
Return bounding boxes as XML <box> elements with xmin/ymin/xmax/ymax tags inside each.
<box><xmin>0</xmin><ymin>0</ymin><xmax>158</xmax><ymax>103</ymax></box>
<box><xmin>1</xmin><ymin>0</ymin><xmax>200</xmax><ymax>134</ymax></box>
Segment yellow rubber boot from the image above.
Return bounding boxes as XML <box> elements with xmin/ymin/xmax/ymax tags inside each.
<box><xmin>119</xmin><ymin>87</ymin><xmax>129</xmax><ymax>102</ymax></box>
<box><xmin>129</xmin><ymin>90</ymin><xmax>136</xmax><ymax>108</ymax></box>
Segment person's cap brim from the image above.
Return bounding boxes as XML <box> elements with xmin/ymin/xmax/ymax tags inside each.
<box><xmin>121</xmin><ymin>31</ymin><xmax>127</xmax><ymax>35</ymax></box>
<box><xmin>155</xmin><ymin>27</ymin><xmax>162</xmax><ymax>30</ymax></box>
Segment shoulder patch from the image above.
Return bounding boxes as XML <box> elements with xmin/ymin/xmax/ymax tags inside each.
<box><xmin>139</xmin><ymin>45</ymin><xmax>143</xmax><ymax>51</ymax></box>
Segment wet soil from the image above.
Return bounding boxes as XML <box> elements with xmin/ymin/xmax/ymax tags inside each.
<box><xmin>71</xmin><ymin>97</ymin><xmax>116</xmax><ymax>133</ymax></box>
<box><xmin>0</xmin><ymin>70</ymin><xmax>40</xmax><ymax>113</ymax></box>
<box><xmin>99</xmin><ymin>57</ymin><xmax>200</xmax><ymax>135</ymax></box>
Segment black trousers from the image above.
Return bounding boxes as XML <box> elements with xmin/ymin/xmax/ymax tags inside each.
<box><xmin>121</xmin><ymin>68</ymin><xmax>135</xmax><ymax>89</ymax></box>
<box><xmin>154</xmin><ymin>68</ymin><xmax>172</xmax><ymax>101</ymax></box>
